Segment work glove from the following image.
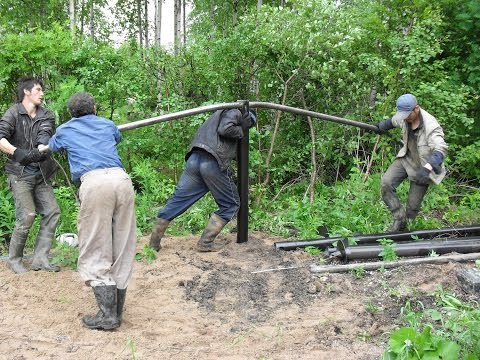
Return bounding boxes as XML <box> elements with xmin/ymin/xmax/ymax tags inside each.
<box><xmin>414</xmin><ymin>167</ymin><xmax>431</xmax><ymax>185</ymax></box>
<box><xmin>431</xmin><ymin>163</ymin><xmax>442</xmax><ymax>175</ymax></box>
<box><xmin>374</xmin><ymin>121</ymin><xmax>387</xmax><ymax>135</ymax></box>
<box><xmin>241</xmin><ymin>111</ymin><xmax>251</xmax><ymax>127</ymax></box>
<box><xmin>12</xmin><ymin>148</ymin><xmax>31</xmax><ymax>165</ymax></box>
<box><xmin>248</xmin><ymin>110</ymin><xmax>257</xmax><ymax>127</ymax></box>
<box><xmin>12</xmin><ymin>148</ymin><xmax>44</xmax><ymax>165</ymax></box>
<box><xmin>27</xmin><ymin>148</ymin><xmax>46</xmax><ymax>163</ymax></box>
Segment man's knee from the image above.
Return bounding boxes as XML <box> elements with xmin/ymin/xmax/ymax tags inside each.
<box><xmin>380</xmin><ymin>180</ymin><xmax>394</xmax><ymax>198</ymax></box>
<box><xmin>16</xmin><ymin>211</ymin><xmax>36</xmax><ymax>232</ymax></box>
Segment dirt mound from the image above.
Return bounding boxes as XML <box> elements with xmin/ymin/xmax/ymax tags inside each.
<box><xmin>0</xmin><ymin>231</ymin><xmax>471</xmax><ymax>360</ymax></box>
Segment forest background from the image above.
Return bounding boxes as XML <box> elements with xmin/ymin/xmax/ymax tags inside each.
<box><xmin>0</xmin><ymin>0</ymin><xmax>479</xmax><ymax>254</ymax></box>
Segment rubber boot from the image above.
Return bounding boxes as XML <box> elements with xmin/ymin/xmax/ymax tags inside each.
<box><xmin>405</xmin><ymin>182</ymin><xmax>429</xmax><ymax>227</ymax></box>
<box><xmin>197</xmin><ymin>214</ymin><xmax>229</xmax><ymax>252</ymax></box>
<box><xmin>31</xmin><ymin>230</ymin><xmax>60</xmax><ymax>272</ymax></box>
<box><xmin>117</xmin><ymin>288</ymin><xmax>127</xmax><ymax>323</ymax></box>
<box><xmin>382</xmin><ymin>187</ymin><xmax>407</xmax><ymax>232</ymax></box>
<box><xmin>82</xmin><ymin>285</ymin><xmax>120</xmax><ymax>330</ymax></box>
<box><xmin>387</xmin><ymin>208</ymin><xmax>407</xmax><ymax>232</ymax></box>
<box><xmin>149</xmin><ymin>217</ymin><xmax>170</xmax><ymax>251</ymax></box>
<box><xmin>7</xmin><ymin>232</ymin><xmax>29</xmax><ymax>274</ymax></box>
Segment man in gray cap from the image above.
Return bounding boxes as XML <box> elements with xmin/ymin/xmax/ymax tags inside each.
<box><xmin>375</xmin><ymin>94</ymin><xmax>448</xmax><ymax>232</ymax></box>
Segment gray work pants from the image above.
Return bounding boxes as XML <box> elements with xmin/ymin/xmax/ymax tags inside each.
<box><xmin>7</xmin><ymin>173</ymin><xmax>60</xmax><ymax>252</ymax></box>
<box><xmin>380</xmin><ymin>159</ymin><xmax>429</xmax><ymax>220</ymax></box>
<box><xmin>77</xmin><ymin>168</ymin><xmax>137</xmax><ymax>290</ymax></box>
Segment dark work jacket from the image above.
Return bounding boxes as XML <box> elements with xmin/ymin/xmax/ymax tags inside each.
<box><xmin>186</xmin><ymin>109</ymin><xmax>252</xmax><ymax>171</ymax></box>
<box><xmin>0</xmin><ymin>103</ymin><xmax>57</xmax><ymax>180</ymax></box>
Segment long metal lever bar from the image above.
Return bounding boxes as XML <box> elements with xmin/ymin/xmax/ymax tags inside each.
<box><xmin>117</xmin><ymin>101</ymin><xmax>378</xmax><ymax>244</ymax></box>
<box><xmin>118</xmin><ymin>101</ymin><xmax>378</xmax><ymax>132</ymax></box>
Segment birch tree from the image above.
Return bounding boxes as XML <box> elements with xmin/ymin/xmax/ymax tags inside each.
<box><xmin>69</xmin><ymin>0</ymin><xmax>76</xmax><ymax>35</ymax></box>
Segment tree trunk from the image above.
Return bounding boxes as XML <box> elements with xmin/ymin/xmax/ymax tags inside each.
<box><xmin>182</xmin><ymin>0</ymin><xmax>186</xmax><ymax>45</ymax></box>
<box><xmin>174</xmin><ymin>0</ymin><xmax>181</xmax><ymax>54</ymax></box>
<box><xmin>144</xmin><ymin>0</ymin><xmax>149</xmax><ymax>47</ymax></box>
<box><xmin>155</xmin><ymin>0</ymin><xmax>162</xmax><ymax>45</ymax></box>
<box><xmin>137</xmin><ymin>0</ymin><xmax>143</xmax><ymax>47</ymax></box>
<box><xmin>69</xmin><ymin>0</ymin><xmax>76</xmax><ymax>36</ymax></box>
<box><xmin>255</xmin><ymin>71</ymin><xmax>297</xmax><ymax>207</ymax></box>
<box><xmin>301</xmin><ymin>91</ymin><xmax>317</xmax><ymax>203</ymax></box>
<box><xmin>209</xmin><ymin>1</ymin><xmax>215</xmax><ymax>39</ymax></box>
<box><xmin>80</xmin><ymin>0</ymin><xmax>84</xmax><ymax>36</ymax></box>
<box><xmin>233</xmin><ymin>0</ymin><xmax>238</xmax><ymax>27</ymax></box>
<box><xmin>89</xmin><ymin>0</ymin><xmax>94</xmax><ymax>40</ymax></box>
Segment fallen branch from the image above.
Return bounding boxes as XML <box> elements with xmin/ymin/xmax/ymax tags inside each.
<box><xmin>309</xmin><ymin>253</ymin><xmax>480</xmax><ymax>274</ymax></box>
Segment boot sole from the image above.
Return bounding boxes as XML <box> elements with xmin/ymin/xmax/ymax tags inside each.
<box><xmin>82</xmin><ymin>320</ymin><xmax>120</xmax><ymax>330</ymax></box>
<box><xmin>31</xmin><ymin>266</ymin><xmax>60</xmax><ymax>272</ymax></box>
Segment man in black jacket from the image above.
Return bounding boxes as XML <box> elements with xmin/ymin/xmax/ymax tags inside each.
<box><xmin>0</xmin><ymin>77</ymin><xmax>60</xmax><ymax>273</ymax></box>
<box><xmin>149</xmin><ymin>108</ymin><xmax>256</xmax><ymax>252</ymax></box>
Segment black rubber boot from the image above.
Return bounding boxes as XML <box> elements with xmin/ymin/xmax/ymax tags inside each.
<box><xmin>117</xmin><ymin>288</ymin><xmax>127</xmax><ymax>323</ymax></box>
<box><xmin>197</xmin><ymin>214</ymin><xmax>229</xmax><ymax>252</ymax></box>
<box><xmin>387</xmin><ymin>211</ymin><xmax>407</xmax><ymax>232</ymax></box>
<box><xmin>149</xmin><ymin>218</ymin><xmax>170</xmax><ymax>251</ymax></box>
<box><xmin>31</xmin><ymin>231</ymin><xmax>60</xmax><ymax>272</ymax></box>
<box><xmin>382</xmin><ymin>188</ymin><xmax>407</xmax><ymax>232</ymax></box>
<box><xmin>82</xmin><ymin>285</ymin><xmax>120</xmax><ymax>330</ymax></box>
<box><xmin>7</xmin><ymin>232</ymin><xmax>29</xmax><ymax>274</ymax></box>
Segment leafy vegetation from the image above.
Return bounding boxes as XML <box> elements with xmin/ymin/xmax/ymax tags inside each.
<box><xmin>0</xmin><ymin>0</ymin><xmax>479</xmax><ymax>355</ymax></box>
<box><xmin>383</xmin><ymin>287</ymin><xmax>480</xmax><ymax>360</ymax></box>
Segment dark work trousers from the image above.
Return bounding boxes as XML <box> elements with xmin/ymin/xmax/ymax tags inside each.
<box><xmin>380</xmin><ymin>159</ymin><xmax>429</xmax><ymax>220</ymax></box>
<box><xmin>158</xmin><ymin>150</ymin><xmax>240</xmax><ymax>222</ymax></box>
<box><xmin>7</xmin><ymin>173</ymin><xmax>60</xmax><ymax>248</ymax></box>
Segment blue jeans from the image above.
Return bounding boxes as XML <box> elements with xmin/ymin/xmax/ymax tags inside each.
<box><xmin>158</xmin><ymin>150</ymin><xmax>240</xmax><ymax>222</ymax></box>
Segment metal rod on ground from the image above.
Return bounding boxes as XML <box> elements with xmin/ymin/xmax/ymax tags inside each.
<box><xmin>237</xmin><ymin>100</ymin><xmax>250</xmax><ymax>243</ymax></box>
<box><xmin>331</xmin><ymin>237</ymin><xmax>480</xmax><ymax>261</ymax></box>
<box><xmin>310</xmin><ymin>253</ymin><xmax>480</xmax><ymax>274</ymax></box>
<box><xmin>252</xmin><ymin>265</ymin><xmax>306</xmax><ymax>274</ymax></box>
<box><xmin>274</xmin><ymin>224</ymin><xmax>480</xmax><ymax>251</ymax></box>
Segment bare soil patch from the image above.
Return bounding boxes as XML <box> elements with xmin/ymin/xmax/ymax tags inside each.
<box><xmin>0</xmin><ymin>231</ymin><xmax>471</xmax><ymax>360</ymax></box>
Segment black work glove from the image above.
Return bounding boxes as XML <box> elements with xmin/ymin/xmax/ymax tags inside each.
<box><xmin>29</xmin><ymin>148</ymin><xmax>46</xmax><ymax>163</ymax></box>
<box><xmin>414</xmin><ymin>167</ymin><xmax>431</xmax><ymax>185</ymax></box>
<box><xmin>242</xmin><ymin>111</ymin><xmax>251</xmax><ymax>124</ymax></box>
<box><xmin>375</xmin><ymin>121</ymin><xmax>389</xmax><ymax>135</ymax></box>
<box><xmin>12</xmin><ymin>148</ymin><xmax>31</xmax><ymax>165</ymax></box>
<box><xmin>240</xmin><ymin>111</ymin><xmax>251</xmax><ymax>132</ymax></box>
<box><xmin>12</xmin><ymin>148</ymin><xmax>44</xmax><ymax>166</ymax></box>
<box><xmin>431</xmin><ymin>163</ymin><xmax>442</xmax><ymax>175</ymax></box>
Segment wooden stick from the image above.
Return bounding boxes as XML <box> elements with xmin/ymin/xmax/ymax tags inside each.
<box><xmin>310</xmin><ymin>253</ymin><xmax>480</xmax><ymax>274</ymax></box>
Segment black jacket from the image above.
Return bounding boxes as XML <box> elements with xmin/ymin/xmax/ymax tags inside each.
<box><xmin>0</xmin><ymin>103</ymin><xmax>57</xmax><ymax>179</ymax></box>
<box><xmin>186</xmin><ymin>109</ymin><xmax>252</xmax><ymax>170</ymax></box>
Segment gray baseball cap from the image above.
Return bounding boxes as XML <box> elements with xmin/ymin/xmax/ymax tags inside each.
<box><xmin>392</xmin><ymin>94</ymin><xmax>417</xmax><ymax>122</ymax></box>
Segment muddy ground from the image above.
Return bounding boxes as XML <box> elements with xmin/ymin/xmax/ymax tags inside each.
<box><xmin>0</xmin><ymin>231</ymin><xmax>473</xmax><ymax>360</ymax></box>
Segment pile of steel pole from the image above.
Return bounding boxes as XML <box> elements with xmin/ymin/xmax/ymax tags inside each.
<box><xmin>273</xmin><ymin>224</ymin><xmax>480</xmax><ymax>262</ymax></box>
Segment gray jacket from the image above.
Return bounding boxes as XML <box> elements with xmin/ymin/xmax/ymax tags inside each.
<box><xmin>392</xmin><ymin>108</ymin><xmax>448</xmax><ymax>185</ymax></box>
<box><xmin>186</xmin><ymin>109</ymin><xmax>252</xmax><ymax>170</ymax></box>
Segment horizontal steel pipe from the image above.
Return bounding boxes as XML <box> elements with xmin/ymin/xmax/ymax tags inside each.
<box><xmin>330</xmin><ymin>237</ymin><xmax>480</xmax><ymax>261</ymax></box>
<box><xmin>118</xmin><ymin>101</ymin><xmax>377</xmax><ymax>133</ymax></box>
<box><xmin>118</xmin><ymin>102</ymin><xmax>243</xmax><ymax>131</ymax></box>
<box><xmin>274</xmin><ymin>224</ymin><xmax>480</xmax><ymax>251</ymax></box>
<box><xmin>249</xmin><ymin>102</ymin><xmax>377</xmax><ymax>132</ymax></box>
